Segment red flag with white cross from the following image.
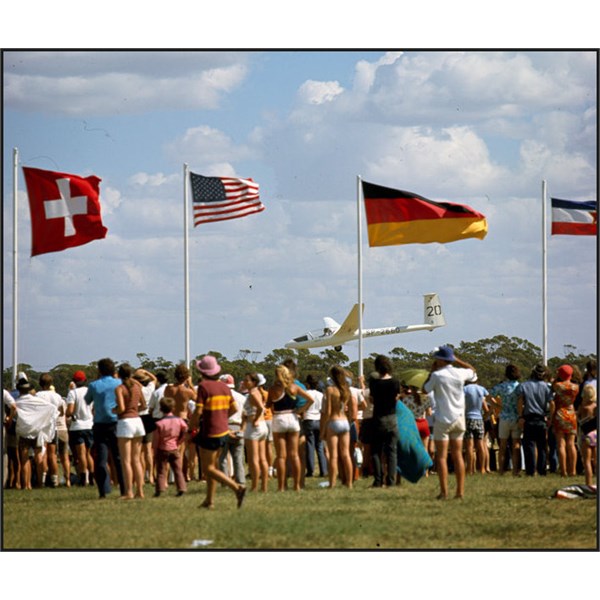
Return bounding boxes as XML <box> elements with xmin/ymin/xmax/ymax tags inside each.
<box><xmin>22</xmin><ymin>166</ymin><xmax>108</xmax><ymax>256</ymax></box>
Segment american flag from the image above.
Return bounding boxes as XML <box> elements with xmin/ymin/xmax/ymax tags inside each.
<box><xmin>190</xmin><ymin>173</ymin><xmax>264</xmax><ymax>226</ymax></box>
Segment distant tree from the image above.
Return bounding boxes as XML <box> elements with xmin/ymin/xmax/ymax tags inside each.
<box><xmin>319</xmin><ymin>348</ymin><xmax>349</xmax><ymax>366</ymax></box>
<box><xmin>2</xmin><ymin>364</ymin><xmax>37</xmax><ymax>392</ymax></box>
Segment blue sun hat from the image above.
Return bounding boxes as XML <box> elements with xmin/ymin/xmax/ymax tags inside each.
<box><xmin>433</xmin><ymin>345</ymin><xmax>455</xmax><ymax>363</ymax></box>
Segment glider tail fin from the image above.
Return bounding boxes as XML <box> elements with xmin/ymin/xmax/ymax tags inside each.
<box><xmin>423</xmin><ymin>293</ymin><xmax>445</xmax><ymax>330</ymax></box>
<box><xmin>337</xmin><ymin>303</ymin><xmax>363</xmax><ymax>336</ymax></box>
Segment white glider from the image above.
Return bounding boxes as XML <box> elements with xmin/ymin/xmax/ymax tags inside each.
<box><xmin>285</xmin><ymin>293</ymin><xmax>445</xmax><ymax>351</ymax></box>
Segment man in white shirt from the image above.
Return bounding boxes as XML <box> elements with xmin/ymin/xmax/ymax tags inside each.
<box><xmin>424</xmin><ymin>345</ymin><xmax>476</xmax><ymax>500</ymax></box>
<box><xmin>35</xmin><ymin>373</ymin><xmax>66</xmax><ymax>487</ymax></box>
<box><xmin>14</xmin><ymin>378</ymin><xmax>59</xmax><ymax>489</ymax></box>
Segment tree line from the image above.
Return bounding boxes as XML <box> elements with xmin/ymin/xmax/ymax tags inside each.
<box><xmin>3</xmin><ymin>335</ymin><xmax>596</xmax><ymax>398</ymax></box>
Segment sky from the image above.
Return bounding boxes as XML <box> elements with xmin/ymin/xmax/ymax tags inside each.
<box><xmin>2</xmin><ymin>48</ymin><xmax>597</xmax><ymax>373</ymax></box>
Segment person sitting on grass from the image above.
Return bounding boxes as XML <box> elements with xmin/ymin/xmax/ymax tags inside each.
<box><xmin>153</xmin><ymin>396</ymin><xmax>188</xmax><ymax>497</ymax></box>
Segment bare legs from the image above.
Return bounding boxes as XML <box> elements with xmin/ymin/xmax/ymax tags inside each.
<box><xmin>199</xmin><ymin>446</ymin><xmax>245</xmax><ymax>508</ymax></box>
<box><xmin>435</xmin><ymin>438</ymin><xmax>465</xmax><ymax>499</ymax></box>
<box><xmin>556</xmin><ymin>432</ymin><xmax>577</xmax><ymax>476</ymax></box>
<box><xmin>581</xmin><ymin>439</ymin><xmax>597</xmax><ymax>486</ymax></box>
<box><xmin>118</xmin><ymin>437</ymin><xmax>144</xmax><ymax>499</ymax></box>
<box><xmin>326</xmin><ymin>430</ymin><xmax>353</xmax><ymax>489</ymax></box>
<box><xmin>245</xmin><ymin>438</ymin><xmax>269</xmax><ymax>492</ymax></box>
<box><xmin>273</xmin><ymin>432</ymin><xmax>301</xmax><ymax>491</ymax></box>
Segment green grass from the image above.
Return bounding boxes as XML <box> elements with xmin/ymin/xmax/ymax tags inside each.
<box><xmin>2</xmin><ymin>474</ymin><xmax>597</xmax><ymax>550</ymax></box>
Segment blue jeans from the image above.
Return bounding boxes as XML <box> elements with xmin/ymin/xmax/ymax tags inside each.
<box><xmin>371</xmin><ymin>415</ymin><xmax>399</xmax><ymax>487</ymax></box>
<box><xmin>92</xmin><ymin>422</ymin><xmax>125</xmax><ymax>497</ymax></box>
<box><xmin>303</xmin><ymin>419</ymin><xmax>327</xmax><ymax>477</ymax></box>
<box><xmin>522</xmin><ymin>419</ymin><xmax>548</xmax><ymax>476</ymax></box>
<box><xmin>218</xmin><ymin>429</ymin><xmax>246</xmax><ymax>484</ymax></box>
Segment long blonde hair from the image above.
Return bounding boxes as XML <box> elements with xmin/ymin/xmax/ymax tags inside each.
<box><xmin>275</xmin><ymin>365</ymin><xmax>294</xmax><ymax>389</ymax></box>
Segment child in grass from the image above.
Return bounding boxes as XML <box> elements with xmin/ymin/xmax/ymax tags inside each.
<box><xmin>153</xmin><ymin>397</ymin><xmax>188</xmax><ymax>497</ymax></box>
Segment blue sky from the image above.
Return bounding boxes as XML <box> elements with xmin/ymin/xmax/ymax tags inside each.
<box><xmin>3</xmin><ymin>47</ymin><xmax>598</xmax><ymax>373</ymax></box>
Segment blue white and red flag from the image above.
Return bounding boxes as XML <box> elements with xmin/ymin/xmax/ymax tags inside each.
<box><xmin>551</xmin><ymin>198</ymin><xmax>597</xmax><ymax>236</ymax></box>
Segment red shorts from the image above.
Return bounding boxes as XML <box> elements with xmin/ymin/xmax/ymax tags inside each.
<box><xmin>415</xmin><ymin>418</ymin><xmax>430</xmax><ymax>440</ymax></box>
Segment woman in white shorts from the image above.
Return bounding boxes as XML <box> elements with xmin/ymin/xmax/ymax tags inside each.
<box><xmin>115</xmin><ymin>364</ymin><xmax>146</xmax><ymax>499</ymax></box>
<box><xmin>242</xmin><ymin>373</ymin><xmax>269</xmax><ymax>492</ymax></box>
<box><xmin>268</xmin><ymin>366</ymin><xmax>314</xmax><ymax>491</ymax></box>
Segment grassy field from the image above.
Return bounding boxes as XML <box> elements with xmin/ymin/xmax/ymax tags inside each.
<box><xmin>2</xmin><ymin>473</ymin><xmax>597</xmax><ymax>550</ymax></box>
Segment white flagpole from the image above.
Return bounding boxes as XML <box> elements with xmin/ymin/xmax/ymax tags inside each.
<box><xmin>12</xmin><ymin>148</ymin><xmax>19</xmax><ymax>386</ymax></box>
<box><xmin>357</xmin><ymin>175</ymin><xmax>364</xmax><ymax>378</ymax></box>
<box><xmin>542</xmin><ymin>179</ymin><xmax>548</xmax><ymax>364</ymax></box>
<box><xmin>184</xmin><ymin>163</ymin><xmax>191</xmax><ymax>368</ymax></box>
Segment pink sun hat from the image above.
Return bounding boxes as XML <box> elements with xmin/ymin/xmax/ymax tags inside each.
<box><xmin>197</xmin><ymin>355</ymin><xmax>221</xmax><ymax>377</ymax></box>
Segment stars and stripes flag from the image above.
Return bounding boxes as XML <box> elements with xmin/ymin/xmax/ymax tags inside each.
<box><xmin>190</xmin><ymin>173</ymin><xmax>264</xmax><ymax>226</ymax></box>
<box><xmin>551</xmin><ymin>198</ymin><xmax>597</xmax><ymax>235</ymax></box>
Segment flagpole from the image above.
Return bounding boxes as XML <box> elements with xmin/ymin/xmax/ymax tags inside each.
<box><xmin>357</xmin><ymin>175</ymin><xmax>364</xmax><ymax>379</ymax></box>
<box><xmin>184</xmin><ymin>163</ymin><xmax>191</xmax><ymax>368</ymax></box>
<box><xmin>12</xmin><ymin>148</ymin><xmax>19</xmax><ymax>386</ymax></box>
<box><xmin>542</xmin><ymin>179</ymin><xmax>548</xmax><ymax>364</ymax></box>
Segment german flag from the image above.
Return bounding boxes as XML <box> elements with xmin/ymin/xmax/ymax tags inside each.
<box><xmin>362</xmin><ymin>181</ymin><xmax>488</xmax><ymax>247</ymax></box>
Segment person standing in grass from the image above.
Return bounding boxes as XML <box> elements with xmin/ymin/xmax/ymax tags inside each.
<box><xmin>517</xmin><ymin>364</ymin><xmax>554</xmax><ymax>477</ymax></box>
<box><xmin>365</xmin><ymin>355</ymin><xmax>401</xmax><ymax>488</ymax></box>
<box><xmin>463</xmin><ymin>376</ymin><xmax>491</xmax><ymax>475</ymax></box>
<box><xmin>489</xmin><ymin>365</ymin><xmax>523</xmax><ymax>476</ymax></box>
<box><xmin>13</xmin><ymin>378</ymin><xmax>58</xmax><ymax>490</ymax></box>
<box><xmin>321</xmin><ymin>365</ymin><xmax>355</xmax><ymax>489</ymax></box>
<box><xmin>302</xmin><ymin>374</ymin><xmax>327</xmax><ymax>479</ymax></box>
<box><xmin>191</xmin><ymin>355</ymin><xmax>247</xmax><ymax>509</ymax></box>
<box><xmin>164</xmin><ymin>364</ymin><xmax>197</xmax><ymax>481</ymax></box>
<box><xmin>268</xmin><ymin>365</ymin><xmax>314</xmax><ymax>492</ymax></box>
<box><xmin>153</xmin><ymin>396</ymin><xmax>187</xmax><ymax>497</ymax></box>
<box><xmin>35</xmin><ymin>374</ymin><xmax>66</xmax><ymax>488</ymax></box>
<box><xmin>66</xmin><ymin>371</ymin><xmax>94</xmax><ymax>486</ymax></box>
<box><xmin>133</xmin><ymin>369</ymin><xmax>158</xmax><ymax>486</ymax></box>
<box><xmin>550</xmin><ymin>365</ymin><xmax>579</xmax><ymax>477</ymax></box>
<box><xmin>577</xmin><ymin>384</ymin><xmax>597</xmax><ymax>487</ymax></box>
<box><xmin>86</xmin><ymin>358</ymin><xmax>125</xmax><ymax>499</ymax></box>
<box><xmin>423</xmin><ymin>345</ymin><xmax>476</xmax><ymax>500</ymax></box>
<box><xmin>114</xmin><ymin>364</ymin><xmax>147</xmax><ymax>499</ymax></box>
<box><xmin>242</xmin><ymin>373</ymin><xmax>269</xmax><ymax>492</ymax></box>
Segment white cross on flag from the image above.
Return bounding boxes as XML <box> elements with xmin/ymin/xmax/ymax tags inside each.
<box><xmin>22</xmin><ymin>166</ymin><xmax>108</xmax><ymax>256</ymax></box>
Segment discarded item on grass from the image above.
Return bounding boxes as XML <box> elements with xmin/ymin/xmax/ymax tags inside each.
<box><xmin>191</xmin><ymin>539</ymin><xmax>214</xmax><ymax>547</ymax></box>
<box><xmin>552</xmin><ymin>484</ymin><xmax>597</xmax><ymax>499</ymax></box>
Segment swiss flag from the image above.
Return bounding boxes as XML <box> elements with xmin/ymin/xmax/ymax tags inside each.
<box><xmin>22</xmin><ymin>166</ymin><xmax>108</xmax><ymax>256</ymax></box>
